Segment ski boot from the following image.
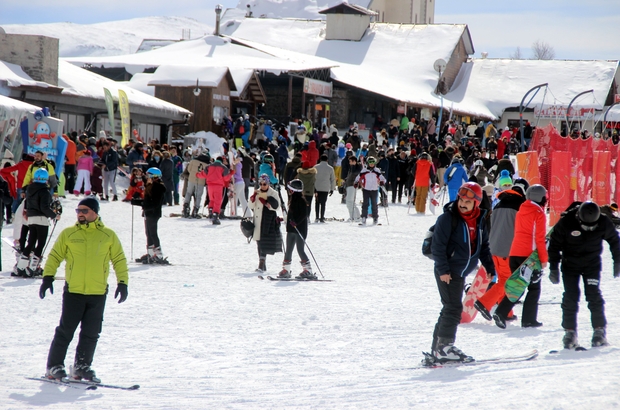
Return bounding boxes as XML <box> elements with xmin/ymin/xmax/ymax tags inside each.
<box><xmin>141</xmin><ymin>246</ymin><xmax>155</xmax><ymax>264</ymax></box>
<box><xmin>295</xmin><ymin>260</ymin><xmax>316</xmax><ymax>280</ymax></box>
<box><xmin>46</xmin><ymin>365</ymin><xmax>67</xmax><ymax>380</ymax></box>
<box><xmin>278</xmin><ymin>260</ymin><xmax>292</xmax><ymax>278</ymax></box>
<box><xmin>256</xmin><ymin>259</ymin><xmax>266</xmax><ymax>273</ymax></box>
<box><xmin>592</xmin><ymin>327</ymin><xmax>609</xmax><ymax>347</ymax></box>
<box><xmin>373</xmin><ymin>218</ymin><xmax>379</xmax><ymax>225</ymax></box>
<box><xmin>474</xmin><ymin>300</ymin><xmax>492</xmax><ymax>321</ymax></box>
<box><xmin>135</xmin><ymin>253</ymin><xmax>149</xmax><ymax>263</ymax></box>
<box><xmin>212</xmin><ymin>213</ymin><xmax>221</xmax><ymax>225</ymax></box>
<box><xmin>191</xmin><ymin>207</ymin><xmax>202</xmax><ymax>219</ymax></box>
<box><xmin>563</xmin><ymin>329</ymin><xmax>579</xmax><ymax>349</ymax></box>
<box><xmin>151</xmin><ymin>247</ymin><xmax>170</xmax><ymax>265</ymax></box>
<box><xmin>27</xmin><ymin>255</ymin><xmax>42</xmax><ymax>277</ymax></box>
<box><xmin>72</xmin><ymin>364</ymin><xmax>101</xmax><ymax>383</ymax></box>
<box><xmin>432</xmin><ymin>337</ymin><xmax>474</xmax><ymax>364</ymax></box>
<box><xmin>360</xmin><ymin>217</ymin><xmax>367</xmax><ymax>226</ymax></box>
<box><xmin>182</xmin><ymin>203</ymin><xmax>190</xmax><ymax>218</ymax></box>
<box><xmin>15</xmin><ymin>255</ymin><xmax>30</xmax><ymax>277</ymax></box>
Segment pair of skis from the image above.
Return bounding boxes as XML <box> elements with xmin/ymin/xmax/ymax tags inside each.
<box><xmin>258</xmin><ymin>275</ymin><xmax>332</xmax><ymax>282</ymax></box>
<box><xmin>388</xmin><ymin>349</ymin><xmax>540</xmax><ymax>371</ymax></box>
<box><xmin>27</xmin><ymin>376</ymin><xmax>139</xmax><ymax>391</ymax></box>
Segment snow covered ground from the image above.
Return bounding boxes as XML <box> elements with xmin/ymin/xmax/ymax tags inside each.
<box><xmin>1</xmin><ymin>192</ymin><xmax>620</xmax><ymax>409</ymax></box>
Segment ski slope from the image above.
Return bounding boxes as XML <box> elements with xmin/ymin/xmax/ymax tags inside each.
<box><xmin>1</xmin><ymin>192</ymin><xmax>619</xmax><ymax>409</ymax></box>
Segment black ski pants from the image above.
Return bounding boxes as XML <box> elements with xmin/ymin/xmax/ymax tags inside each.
<box><xmin>144</xmin><ymin>216</ymin><xmax>161</xmax><ymax>248</ymax></box>
<box><xmin>432</xmin><ymin>269</ymin><xmax>465</xmax><ymax>350</ymax></box>
<box><xmin>391</xmin><ymin>179</ymin><xmax>405</xmax><ymax>202</ymax></box>
<box><xmin>361</xmin><ymin>189</ymin><xmax>378</xmax><ymax>219</ymax></box>
<box><xmin>495</xmin><ymin>256</ymin><xmax>541</xmax><ymax>325</ymax></box>
<box><xmin>65</xmin><ymin>164</ymin><xmax>76</xmax><ymax>193</ymax></box>
<box><xmin>315</xmin><ymin>191</ymin><xmax>329</xmax><ymax>221</ymax></box>
<box><xmin>284</xmin><ymin>232</ymin><xmax>309</xmax><ymax>263</ymax></box>
<box><xmin>47</xmin><ymin>285</ymin><xmax>107</xmax><ymax>369</ymax></box>
<box><xmin>23</xmin><ymin>224</ymin><xmax>49</xmax><ymax>258</ymax></box>
<box><xmin>561</xmin><ymin>268</ymin><xmax>606</xmax><ymax>330</ymax></box>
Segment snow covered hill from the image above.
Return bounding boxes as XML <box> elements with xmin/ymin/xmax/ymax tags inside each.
<box><xmin>1</xmin><ymin>16</ymin><xmax>211</xmax><ymax>57</ymax></box>
<box><xmin>1</xmin><ymin>192</ymin><xmax>620</xmax><ymax>408</ymax></box>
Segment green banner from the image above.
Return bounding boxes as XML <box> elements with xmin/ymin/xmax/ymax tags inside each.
<box><xmin>103</xmin><ymin>87</ymin><xmax>115</xmax><ymax>138</ymax></box>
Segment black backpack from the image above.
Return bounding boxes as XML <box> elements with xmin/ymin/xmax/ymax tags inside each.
<box><xmin>422</xmin><ymin>212</ymin><xmax>459</xmax><ymax>259</ymax></box>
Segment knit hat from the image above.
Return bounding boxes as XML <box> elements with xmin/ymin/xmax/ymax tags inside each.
<box><xmin>498</xmin><ymin>170</ymin><xmax>512</xmax><ymax>189</ymax></box>
<box><xmin>78</xmin><ymin>197</ymin><xmax>100</xmax><ymax>214</ymax></box>
<box><xmin>258</xmin><ymin>174</ymin><xmax>271</xmax><ymax>185</ymax></box>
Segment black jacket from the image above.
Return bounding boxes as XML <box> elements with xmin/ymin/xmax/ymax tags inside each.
<box><xmin>25</xmin><ymin>183</ymin><xmax>56</xmax><ymax>218</ymax></box>
<box><xmin>548</xmin><ymin>209</ymin><xmax>620</xmax><ymax>271</ymax></box>
<box><xmin>431</xmin><ymin>201</ymin><xmax>495</xmax><ymax>278</ymax></box>
<box><xmin>142</xmin><ymin>180</ymin><xmax>167</xmax><ymax>218</ymax></box>
<box><xmin>101</xmin><ymin>149</ymin><xmax>119</xmax><ymax>171</ymax></box>
<box><xmin>286</xmin><ymin>193</ymin><xmax>308</xmax><ymax>237</ymax></box>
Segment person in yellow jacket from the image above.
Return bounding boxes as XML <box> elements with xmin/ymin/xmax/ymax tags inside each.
<box><xmin>39</xmin><ymin>197</ymin><xmax>128</xmax><ymax>383</ymax></box>
<box><xmin>22</xmin><ymin>151</ymin><xmax>57</xmax><ymax>195</ymax></box>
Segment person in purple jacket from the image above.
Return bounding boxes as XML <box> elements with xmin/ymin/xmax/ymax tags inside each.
<box><xmin>232</xmin><ymin>151</ymin><xmax>250</xmax><ymax>217</ymax></box>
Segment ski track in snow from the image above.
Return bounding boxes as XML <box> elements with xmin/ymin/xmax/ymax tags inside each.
<box><xmin>1</xmin><ymin>194</ymin><xmax>620</xmax><ymax>409</ymax></box>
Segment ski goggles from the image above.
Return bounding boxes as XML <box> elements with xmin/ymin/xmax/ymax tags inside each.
<box><xmin>367</xmin><ymin>158</ymin><xmax>377</xmax><ymax>165</ymax></box>
<box><xmin>457</xmin><ymin>187</ymin><xmax>482</xmax><ymax>202</ymax></box>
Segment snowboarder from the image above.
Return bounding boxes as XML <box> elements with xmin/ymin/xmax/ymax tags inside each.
<box><xmin>249</xmin><ymin>174</ymin><xmax>282</xmax><ymax>272</ymax></box>
<box><xmin>548</xmin><ymin>201</ymin><xmax>620</xmax><ymax>348</ymax></box>
<box><xmin>39</xmin><ymin>197</ymin><xmax>128</xmax><ymax>382</ymax></box>
<box><xmin>353</xmin><ymin>156</ymin><xmax>386</xmax><ymax>225</ymax></box>
<box><xmin>277</xmin><ymin>179</ymin><xmax>314</xmax><ymax>279</ymax></box>
<box><xmin>429</xmin><ymin>181</ymin><xmax>495</xmax><ymax>364</ymax></box>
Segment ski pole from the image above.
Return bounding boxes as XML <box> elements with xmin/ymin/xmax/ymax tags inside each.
<box><xmin>131</xmin><ymin>205</ymin><xmax>134</xmax><ymax>261</ymax></box>
<box><xmin>41</xmin><ymin>219</ymin><xmax>58</xmax><ymax>257</ymax></box>
<box><xmin>292</xmin><ymin>225</ymin><xmax>324</xmax><ymax>279</ymax></box>
<box><xmin>380</xmin><ymin>186</ymin><xmax>390</xmax><ymax>225</ymax></box>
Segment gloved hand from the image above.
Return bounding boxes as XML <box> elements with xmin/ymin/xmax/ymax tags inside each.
<box><xmin>289</xmin><ymin>220</ymin><xmax>297</xmax><ymax>228</ymax></box>
<box><xmin>329</xmin><ymin>191</ymin><xmax>333</xmax><ymax>196</ymax></box>
<box><xmin>259</xmin><ymin>197</ymin><xmax>267</xmax><ymax>205</ymax></box>
<box><xmin>549</xmin><ymin>269</ymin><xmax>560</xmax><ymax>284</ymax></box>
<box><xmin>614</xmin><ymin>263</ymin><xmax>620</xmax><ymax>278</ymax></box>
<box><xmin>39</xmin><ymin>276</ymin><xmax>54</xmax><ymax>299</ymax></box>
<box><xmin>115</xmin><ymin>284</ymin><xmax>128</xmax><ymax>304</ymax></box>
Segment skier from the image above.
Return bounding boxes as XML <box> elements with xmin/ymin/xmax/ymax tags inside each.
<box><xmin>295</xmin><ymin>161</ymin><xmax>317</xmax><ymax>217</ymax></box>
<box><xmin>134</xmin><ymin>168</ymin><xmax>168</xmax><ymax>264</ymax></box>
<box><xmin>443</xmin><ymin>156</ymin><xmax>468</xmax><ymax>202</ymax></box>
<box><xmin>548</xmin><ymin>201</ymin><xmax>620</xmax><ymax>348</ymax></box>
<box><xmin>344</xmin><ymin>155</ymin><xmax>362</xmax><ymax>222</ymax></box>
<box><xmin>196</xmin><ymin>156</ymin><xmax>232</xmax><ymax>225</ymax></box>
<box><xmin>39</xmin><ymin>197</ymin><xmax>128</xmax><ymax>382</ymax></box>
<box><xmin>493</xmin><ymin>184</ymin><xmax>549</xmax><ymax>329</ymax></box>
<box><xmin>249</xmin><ymin>174</ymin><xmax>282</xmax><ymax>272</ymax></box>
<box><xmin>474</xmin><ymin>178</ymin><xmax>529</xmax><ymax>322</ymax></box>
<box><xmin>313</xmin><ymin>154</ymin><xmax>336</xmax><ymax>223</ymax></box>
<box><xmin>277</xmin><ymin>179</ymin><xmax>315</xmax><ymax>280</ymax></box>
<box><xmin>15</xmin><ymin>169</ymin><xmax>60</xmax><ymax>277</ymax></box>
<box><xmin>182</xmin><ymin>150</ymin><xmax>210</xmax><ymax>218</ymax></box>
<box><xmin>353</xmin><ymin>156</ymin><xmax>385</xmax><ymax>225</ymax></box>
<box><xmin>429</xmin><ymin>181</ymin><xmax>495</xmax><ymax>363</ymax></box>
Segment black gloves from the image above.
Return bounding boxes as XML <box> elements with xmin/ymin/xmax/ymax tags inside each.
<box><xmin>549</xmin><ymin>269</ymin><xmax>560</xmax><ymax>284</ymax></box>
<box><xmin>39</xmin><ymin>276</ymin><xmax>54</xmax><ymax>299</ymax></box>
<box><xmin>329</xmin><ymin>190</ymin><xmax>333</xmax><ymax>196</ymax></box>
<box><xmin>115</xmin><ymin>284</ymin><xmax>128</xmax><ymax>304</ymax></box>
<box><xmin>614</xmin><ymin>263</ymin><xmax>620</xmax><ymax>278</ymax></box>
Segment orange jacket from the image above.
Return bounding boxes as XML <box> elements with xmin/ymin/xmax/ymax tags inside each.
<box><xmin>63</xmin><ymin>135</ymin><xmax>77</xmax><ymax>165</ymax></box>
<box><xmin>414</xmin><ymin>159</ymin><xmax>433</xmax><ymax>187</ymax></box>
<box><xmin>509</xmin><ymin>200</ymin><xmax>548</xmax><ymax>263</ymax></box>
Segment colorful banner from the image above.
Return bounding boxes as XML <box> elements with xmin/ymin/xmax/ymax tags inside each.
<box><xmin>592</xmin><ymin>151</ymin><xmax>611</xmax><ymax>206</ymax></box>
<box><xmin>118</xmin><ymin>89</ymin><xmax>130</xmax><ymax>147</ymax></box>
<box><xmin>548</xmin><ymin>151</ymin><xmax>571</xmax><ymax>227</ymax></box>
<box><xmin>20</xmin><ymin>110</ymin><xmax>67</xmax><ymax>174</ymax></box>
<box><xmin>516</xmin><ymin>151</ymin><xmax>540</xmax><ymax>185</ymax></box>
<box><xmin>103</xmin><ymin>88</ymin><xmax>116</xmax><ymax>138</ymax></box>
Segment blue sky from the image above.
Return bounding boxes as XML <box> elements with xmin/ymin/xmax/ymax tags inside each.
<box><xmin>2</xmin><ymin>0</ymin><xmax>620</xmax><ymax>60</ymax></box>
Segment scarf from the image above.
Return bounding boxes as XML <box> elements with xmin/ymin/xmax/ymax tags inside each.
<box><xmin>459</xmin><ymin>206</ymin><xmax>481</xmax><ymax>254</ymax></box>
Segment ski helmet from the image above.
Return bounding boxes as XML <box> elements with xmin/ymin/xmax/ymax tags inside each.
<box><xmin>512</xmin><ymin>178</ymin><xmax>530</xmax><ymax>196</ymax></box>
<box><xmin>263</xmin><ymin>154</ymin><xmax>274</xmax><ymax>164</ymax></box>
<box><xmin>457</xmin><ymin>182</ymin><xmax>483</xmax><ymax>206</ymax></box>
<box><xmin>526</xmin><ymin>184</ymin><xmax>547</xmax><ymax>205</ymax></box>
<box><xmin>146</xmin><ymin>167</ymin><xmax>162</xmax><ymax>178</ymax></box>
<box><xmin>33</xmin><ymin>168</ymin><xmax>49</xmax><ymax>184</ymax></box>
<box><xmin>578</xmin><ymin>201</ymin><xmax>600</xmax><ymax>225</ymax></box>
<box><xmin>287</xmin><ymin>179</ymin><xmax>304</xmax><ymax>193</ymax></box>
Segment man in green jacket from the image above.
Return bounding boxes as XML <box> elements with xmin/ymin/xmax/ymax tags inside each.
<box><xmin>40</xmin><ymin>197</ymin><xmax>128</xmax><ymax>383</ymax></box>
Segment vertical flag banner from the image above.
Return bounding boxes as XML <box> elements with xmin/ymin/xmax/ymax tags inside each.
<box><xmin>516</xmin><ymin>151</ymin><xmax>540</xmax><ymax>185</ymax></box>
<box><xmin>592</xmin><ymin>151</ymin><xmax>610</xmax><ymax>206</ymax></box>
<box><xmin>118</xmin><ymin>89</ymin><xmax>130</xmax><ymax>147</ymax></box>
<box><xmin>103</xmin><ymin>88</ymin><xmax>116</xmax><ymax>137</ymax></box>
<box><xmin>549</xmin><ymin>151</ymin><xmax>571</xmax><ymax>227</ymax></box>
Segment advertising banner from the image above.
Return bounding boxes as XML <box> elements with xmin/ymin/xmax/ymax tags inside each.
<box><xmin>592</xmin><ymin>151</ymin><xmax>611</xmax><ymax>206</ymax></box>
<box><xmin>19</xmin><ymin>110</ymin><xmax>67</xmax><ymax>174</ymax></box>
<box><xmin>516</xmin><ymin>151</ymin><xmax>540</xmax><ymax>185</ymax></box>
<box><xmin>118</xmin><ymin>89</ymin><xmax>130</xmax><ymax>148</ymax></box>
<box><xmin>104</xmin><ymin>88</ymin><xmax>116</xmax><ymax>138</ymax></box>
<box><xmin>548</xmin><ymin>151</ymin><xmax>571</xmax><ymax>226</ymax></box>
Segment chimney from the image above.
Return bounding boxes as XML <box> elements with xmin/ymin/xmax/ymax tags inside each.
<box><xmin>214</xmin><ymin>4</ymin><xmax>223</xmax><ymax>36</ymax></box>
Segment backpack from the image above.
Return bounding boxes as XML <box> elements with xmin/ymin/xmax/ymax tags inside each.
<box><xmin>239</xmin><ymin>125</ymin><xmax>245</xmax><ymax>134</ymax></box>
<box><xmin>422</xmin><ymin>211</ymin><xmax>459</xmax><ymax>259</ymax></box>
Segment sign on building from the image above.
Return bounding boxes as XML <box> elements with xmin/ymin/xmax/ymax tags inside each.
<box><xmin>303</xmin><ymin>78</ymin><xmax>333</xmax><ymax>98</ymax></box>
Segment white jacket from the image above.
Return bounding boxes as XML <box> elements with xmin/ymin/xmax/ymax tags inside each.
<box><xmin>354</xmin><ymin>166</ymin><xmax>385</xmax><ymax>191</ymax></box>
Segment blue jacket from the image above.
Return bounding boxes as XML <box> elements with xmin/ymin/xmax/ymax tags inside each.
<box><xmin>444</xmin><ymin>163</ymin><xmax>468</xmax><ymax>190</ymax></box>
<box><xmin>431</xmin><ymin>201</ymin><xmax>495</xmax><ymax>278</ymax></box>
<box><xmin>258</xmin><ymin>162</ymin><xmax>278</xmax><ymax>185</ymax></box>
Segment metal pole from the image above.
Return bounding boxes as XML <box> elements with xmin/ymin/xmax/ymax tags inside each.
<box><xmin>131</xmin><ymin>205</ymin><xmax>134</xmax><ymax>261</ymax></box>
<box><xmin>519</xmin><ymin>83</ymin><xmax>548</xmax><ymax>151</ymax></box>
<box><xmin>565</xmin><ymin>89</ymin><xmax>594</xmax><ymax>135</ymax></box>
<box><xmin>603</xmin><ymin>101</ymin><xmax>620</xmax><ymax>136</ymax></box>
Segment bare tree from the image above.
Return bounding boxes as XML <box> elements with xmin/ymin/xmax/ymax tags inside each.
<box><xmin>510</xmin><ymin>46</ymin><xmax>523</xmax><ymax>60</ymax></box>
<box><xmin>531</xmin><ymin>40</ymin><xmax>555</xmax><ymax>60</ymax></box>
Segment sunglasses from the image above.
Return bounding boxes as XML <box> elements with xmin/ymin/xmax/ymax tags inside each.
<box><xmin>259</xmin><ymin>182</ymin><xmax>269</xmax><ymax>186</ymax></box>
<box><xmin>75</xmin><ymin>208</ymin><xmax>91</xmax><ymax>214</ymax></box>
<box><xmin>457</xmin><ymin>187</ymin><xmax>481</xmax><ymax>202</ymax></box>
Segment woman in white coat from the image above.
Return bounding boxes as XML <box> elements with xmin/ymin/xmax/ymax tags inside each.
<box><xmin>249</xmin><ymin>174</ymin><xmax>282</xmax><ymax>272</ymax></box>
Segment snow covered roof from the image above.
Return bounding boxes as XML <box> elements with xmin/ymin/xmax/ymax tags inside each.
<box><xmin>0</xmin><ymin>60</ymin><xmax>59</xmax><ymax>90</ymax></box>
<box><xmin>445</xmin><ymin>59</ymin><xmax>620</xmax><ymax>120</ymax></box>
<box><xmin>319</xmin><ymin>3</ymin><xmax>377</xmax><ymax>16</ymax></box>
<box><xmin>0</xmin><ymin>94</ymin><xmax>41</xmax><ymax>112</ymax></box>
<box><xmin>64</xmin><ymin>35</ymin><xmax>337</xmax><ymax>77</ymax></box>
<box><xmin>221</xmin><ymin>18</ymin><xmax>473</xmax><ymax>108</ymax></box>
<box><xmin>58</xmin><ymin>61</ymin><xmax>190</xmax><ymax>118</ymax></box>
<box><xmin>147</xmin><ymin>66</ymin><xmax>237</xmax><ymax>90</ymax></box>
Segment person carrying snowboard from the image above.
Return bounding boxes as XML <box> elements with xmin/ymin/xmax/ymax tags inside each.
<box><xmin>196</xmin><ymin>156</ymin><xmax>232</xmax><ymax>225</ymax></box>
<box><xmin>133</xmin><ymin>168</ymin><xmax>168</xmax><ymax>264</ymax></box>
<box><xmin>249</xmin><ymin>174</ymin><xmax>282</xmax><ymax>273</ymax></box>
<box><xmin>548</xmin><ymin>201</ymin><xmax>620</xmax><ymax>348</ymax></box>
<box><xmin>353</xmin><ymin>156</ymin><xmax>385</xmax><ymax>225</ymax></box>
<box><xmin>493</xmin><ymin>184</ymin><xmax>548</xmax><ymax>329</ymax></box>
<box><xmin>429</xmin><ymin>181</ymin><xmax>495</xmax><ymax>364</ymax></box>
<box><xmin>277</xmin><ymin>179</ymin><xmax>314</xmax><ymax>280</ymax></box>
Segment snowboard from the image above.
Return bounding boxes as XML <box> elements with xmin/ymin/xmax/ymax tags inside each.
<box><xmin>504</xmin><ymin>250</ymin><xmax>541</xmax><ymax>302</ymax></box>
<box><xmin>429</xmin><ymin>184</ymin><xmax>440</xmax><ymax>215</ymax></box>
<box><xmin>461</xmin><ymin>266</ymin><xmax>490</xmax><ymax>323</ymax></box>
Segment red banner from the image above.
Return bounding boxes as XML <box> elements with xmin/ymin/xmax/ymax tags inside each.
<box><xmin>548</xmin><ymin>151</ymin><xmax>571</xmax><ymax>226</ymax></box>
<box><xmin>592</xmin><ymin>151</ymin><xmax>611</xmax><ymax>205</ymax></box>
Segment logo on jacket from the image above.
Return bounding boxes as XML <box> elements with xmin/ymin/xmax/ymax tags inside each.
<box><xmin>570</xmin><ymin>230</ymin><xmax>581</xmax><ymax>236</ymax></box>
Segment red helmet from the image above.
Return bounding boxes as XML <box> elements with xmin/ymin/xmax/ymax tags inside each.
<box><xmin>457</xmin><ymin>182</ymin><xmax>483</xmax><ymax>206</ymax></box>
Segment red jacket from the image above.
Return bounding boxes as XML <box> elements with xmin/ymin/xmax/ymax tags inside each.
<box><xmin>414</xmin><ymin>158</ymin><xmax>433</xmax><ymax>187</ymax></box>
<box><xmin>0</xmin><ymin>160</ymin><xmax>33</xmax><ymax>197</ymax></box>
<box><xmin>302</xmin><ymin>141</ymin><xmax>319</xmax><ymax>168</ymax></box>
<box><xmin>509</xmin><ymin>200</ymin><xmax>548</xmax><ymax>263</ymax></box>
<box><xmin>197</xmin><ymin>162</ymin><xmax>231</xmax><ymax>187</ymax></box>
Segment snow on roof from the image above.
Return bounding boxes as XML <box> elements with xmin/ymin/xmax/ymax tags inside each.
<box><xmin>229</xmin><ymin>69</ymin><xmax>255</xmax><ymax>98</ymax></box>
<box><xmin>0</xmin><ymin>60</ymin><xmax>55</xmax><ymax>89</ymax></box>
<box><xmin>147</xmin><ymin>66</ymin><xmax>236</xmax><ymax>90</ymax></box>
<box><xmin>64</xmin><ymin>35</ymin><xmax>336</xmax><ymax>77</ymax></box>
<box><xmin>445</xmin><ymin>59</ymin><xmax>620</xmax><ymax>119</ymax></box>
<box><xmin>319</xmin><ymin>3</ymin><xmax>378</xmax><ymax>16</ymax></box>
<box><xmin>0</xmin><ymin>94</ymin><xmax>41</xmax><ymax>112</ymax></box>
<box><xmin>58</xmin><ymin>61</ymin><xmax>190</xmax><ymax>117</ymax></box>
<box><xmin>222</xmin><ymin>18</ymin><xmax>472</xmax><ymax>108</ymax></box>
<box><xmin>238</xmin><ymin>0</ymin><xmax>372</xmax><ymax>20</ymax></box>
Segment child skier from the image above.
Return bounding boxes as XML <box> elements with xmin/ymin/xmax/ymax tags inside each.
<box><xmin>278</xmin><ymin>179</ymin><xmax>314</xmax><ymax>279</ymax></box>
<box><xmin>134</xmin><ymin>168</ymin><xmax>168</xmax><ymax>264</ymax></box>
